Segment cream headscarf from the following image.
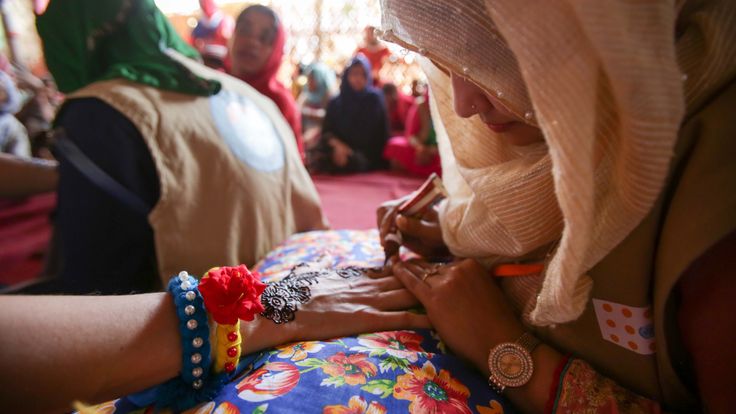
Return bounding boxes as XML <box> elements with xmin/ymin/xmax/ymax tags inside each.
<box><xmin>380</xmin><ymin>0</ymin><xmax>685</xmax><ymax>326</ymax></box>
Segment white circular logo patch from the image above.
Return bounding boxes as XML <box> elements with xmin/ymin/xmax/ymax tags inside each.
<box><xmin>209</xmin><ymin>90</ymin><xmax>285</xmax><ymax>172</ymax></box>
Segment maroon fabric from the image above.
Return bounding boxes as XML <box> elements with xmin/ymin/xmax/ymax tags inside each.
<box><xmin>384</xmin><ymin>97</ymin><xmax>442</xmax><ymax>177</ymax></box>
<box><xmin>383</xmin><ymin>136</ymin><xmax>441</xmax><ymax>177</ymax></box>
<box><xmin>234</xmin><ymin>17</ymin><xmax>304</xmax><ymax>158</ymax></box>
<box><xmin>312</xmin><ymin>171</ymin><xmax>424</xmax><ymax>229</ymax></box>
<box><xmin>0</xmin><ymin>193</ymin><xmax>56</xmax><ymax>286</ymax></box>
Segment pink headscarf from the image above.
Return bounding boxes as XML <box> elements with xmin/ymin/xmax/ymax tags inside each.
<box><xmin>234</xmin><ymin>8</ymin><xmax>304</xmax><ymax>157</ymax></box>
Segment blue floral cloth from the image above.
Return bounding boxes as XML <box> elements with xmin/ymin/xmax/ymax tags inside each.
<box><xmin>84</xmin><ymin>230</ymin><xmax>512</xmax><ymax>414</ymax></box>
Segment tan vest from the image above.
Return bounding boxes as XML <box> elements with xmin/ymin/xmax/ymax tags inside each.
<box><xmin>501</xmin><ymin>77</ymin><xmax>736</xmax><ymax>411</ymax></box>
<box><xmin>68</xmin><ymin>52</ymin><xmax>327</xmax><ymax>286</ymax></box>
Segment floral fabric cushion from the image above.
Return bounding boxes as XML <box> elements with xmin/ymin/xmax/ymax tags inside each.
<box><xmin>84</xmin><ymin>230</ymin><xmax>512</xmax><ymax>414</ymax></box>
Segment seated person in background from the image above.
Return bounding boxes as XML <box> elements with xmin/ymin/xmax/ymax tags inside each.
<box><xmin>356</xmin><ymin>25</ymin><xmax>391</xmax><ymax>86</ymax></box>
<box><xmin>410</xmin><ymin>78</ymin><xmax>427</xmax><ymax>98</ymax></box>
<box><xmin>308</xmin><ymin>55</ymin><xmax>389</xmax><ymax>174</ymax></box>
<box><xmin>383</xmin><ymin>90</ymin><xmax>441</xmax><ymax>177</ymax></box>
<box><xmin>190</xmin><ymin>0</ymin><xmax>234</xmax><ymax>70</ymax></box>
<box><xmin>382</xmin><ymin>82</ymin><xmax>413</xmax><ymax>136</ymax></box>
<box><xmin>298</xmin><ymin>62</ymin><xmax>336</xmax><ymax>149</ymax></box>
<box><xmin>229</xmin><ymin>5</ymin><xmax>304</xmax><ymax>158</ymax></box>
<box><xmin>0</xmin><ymin>70</ymin><xmax>30</xmax><ymax>158</ymax></box>
<box><xmin>34</xmin><ymin>0</ymin><xmax>326</xmax><ymax>295</ymax></box>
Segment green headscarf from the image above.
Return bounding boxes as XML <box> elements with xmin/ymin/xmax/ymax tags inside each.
<box><xmin>36</xmin><ymin>0</ymin><xmax>220</xmax><ymax>96</ymax></box>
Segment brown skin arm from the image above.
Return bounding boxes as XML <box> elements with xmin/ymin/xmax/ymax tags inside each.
<box><xmin>392</xmin><ymin>258</ymin><xmax>563</xmax><ymax>414</ymax></box>
<box><xmin>677</xmin><ymin>230</ymin><xmax>736</xmax><ymax>414</ymax></box>
<box><xmin>0</xmin><ymin>273</ymin><xmax>429</xmax><ymax>414</ymax></box>
<box><xmin>0</xmin><ymin>153</ymin><xmax>58</xmax><ymax>198</ymax></box>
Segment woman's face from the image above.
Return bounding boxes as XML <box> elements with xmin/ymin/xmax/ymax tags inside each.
<box><xmin>450</xmin><ymin>72</ymin><xmax>543</xmax><ymax>146</ymax></box>
<box><xmin>230</xmin><ymin>11</ymin><xmax>276</xmax><ymax>77</ymax></box>
<box><xmin>347</xmin><ymin>64</ymin><xmax>367</xmax><ymax>92</ymax></box>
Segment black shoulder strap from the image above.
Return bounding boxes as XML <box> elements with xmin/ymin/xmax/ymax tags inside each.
<box><xmin>52</xmin><ymin>128</ymin><xmax>151</xmax><ymax>217</ymax></box>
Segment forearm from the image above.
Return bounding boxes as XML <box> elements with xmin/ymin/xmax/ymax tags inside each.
<box><xmin>0</xmin><ymin>294</ymin><xmax>180</xmax><ymax>413</ymax></box>
<box><xmin>0</xmin><ymin>293</ymin><xmax>316</xmax><ymax>413</ymax></box>
<box><xmin>466</xmin><ymin>327</ymin><xmax>563</xmax><ymax>413</ymax></box>
<box><xmin>507</xmin><ymin>345</ymin><xmax>563</xmax><ymax>414</ymax></box>
<box><xmin>473</xmin><ymin>338</ymin><xmax>658</xmax><ymax>414</ymax></box>
<box><xmin>0</xmin><ymin>263</ymin><xmax>431</xmax><ymax>413</ymax></box>
<box><xmin>240</xmin><ymin>315</ymin><xmax>291</xmax><ymax>355</ymax></box>
<box><xmin>0</xmin><ymin>153</ymin><xmax>58</xmax><ymax>198</ymax></box>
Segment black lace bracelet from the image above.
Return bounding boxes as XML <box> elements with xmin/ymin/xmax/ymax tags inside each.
<box><xmin>259</xmin><ymin>265</ymin><xmax>370</xmax><ymax>324</ymax></box>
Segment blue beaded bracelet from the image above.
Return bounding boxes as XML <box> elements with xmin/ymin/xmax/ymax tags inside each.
<box><xmin>128</xmin><ymin>271</ymin><xmax>213</xmax><ymax>411</ymax></box>
<box><xmin>128</xmin><ymin>271</ymin><xmax>245</xmax><ymax>411</ymax></box>
<box><xmin>145</xmin><ymin>271</ymin><xmax>215</xmax><ymax>411</ymax></box>
<box><xmin>168</xmin><ymin>271</ymin><xmax>212</xmax><ymax>390</ymax></box>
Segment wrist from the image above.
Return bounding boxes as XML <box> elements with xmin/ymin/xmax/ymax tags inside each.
<box><xmin>487</xmin><ymin>332</ymin><xmax>540</xmax><ymax>394</ymax></box>
<box><xmin>240</xmin><ymin>314</ymin><xmax>290</xmax><ymax>354</ymax></box>
<box><xmin>473</xmin><ymin>325</ymin><xmax>526</xmax><ymax>376</ymax></box>
<box><xmin>199</xmin><ymin>266</ymin><xmax>266</xmax><ymax>373</ymax></box>
<box><xmin>506</xmin><ymin>344</ymin><xmax>565</xmax><ymax>414</ymax></box>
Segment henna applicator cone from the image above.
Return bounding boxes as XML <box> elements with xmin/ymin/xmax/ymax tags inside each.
<box><xmin>383</xmin><ymin>173</ymin><xmax>447</xmax><ymax>264</ymax></box>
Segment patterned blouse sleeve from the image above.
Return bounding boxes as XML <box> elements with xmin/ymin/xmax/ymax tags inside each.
<box><xmin>549</xmin><ymin>358</ymin><xmax>662</xmax><ymax>414</ymax></box>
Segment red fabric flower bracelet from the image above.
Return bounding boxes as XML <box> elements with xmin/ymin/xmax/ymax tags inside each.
<box><xmin>199</xmin><ymin>265</ymin><xmax>267</xmax><ymax>373</ymax></box>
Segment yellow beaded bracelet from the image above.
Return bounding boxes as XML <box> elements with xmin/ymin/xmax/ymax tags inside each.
<box><xmin>199</xmin><ymin>265</ymin><xmax>266</xmax><ymax>374</ymax></box>
<box><xmin>213</xmin><ymin>320</ymin><xmax>242</xmax><ymax>373</ymax></box>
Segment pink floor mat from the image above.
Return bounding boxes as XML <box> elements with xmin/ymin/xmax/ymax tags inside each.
<box><xmin>312</xmin><ymin>171</ymin><xmax>425</xmax><ymax>230</ymax></box>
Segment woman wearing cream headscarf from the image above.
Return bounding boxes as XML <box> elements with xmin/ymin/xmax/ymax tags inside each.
<box><xmin>379</xmin><ymin>0</ymin><xmax>736</xmax><ymax>412</ymax></box>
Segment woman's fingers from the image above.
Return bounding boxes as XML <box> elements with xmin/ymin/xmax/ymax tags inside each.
<box><xmin>396</xmin><ymin>215</ymin><xmax>441</xmax><ymax>242</ymax></box>
<box><xmin>391</xmin><ymin>261</ymin><xmax>432</xmax><ymax>300</ymax></box>
<box><xmin>365</xmin><ymin>265</ymin><xmax>393</xmax><ymax>279</ymax></box>
<box><xmin>368</xmin><ymin>288</ymin><xmax>422</xmax><ymax>311</ymax></box>
<box><xmin>421</xmin><ymin>206</ymin><xmax>439</xmax><ymax>221</ymax></box>
<box><xmin>377</xmin><ymin>195</ymin><xmax>411</xmax><ymax>247</ymax></box>
<box><xmin>396</xmin><ymin>213</ymin><xmax>449</xmax><ymax>258</ymax></box>
<box><xmin>351</xmin><ymin>274</ymin><xmax>404</xmax><ymax>292</ymax></box>
<box><xmin>403</xmin><ymin>259</ymin><xmax>433</xmax><ymax>276</ymax></box>
<box><xmin>353</xmin><ymin>308</ymin><xmax>432</xmax><ymax>332</ymax></box>
<box><xmin>401</xmin><ymin>239</ymin><xmax>436</xmax><ymax>258</ymax></box>
<box><xmin>378</xmin><ymin>203</ymin><xmax>400</xmax><ymax>247</ymax></box>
